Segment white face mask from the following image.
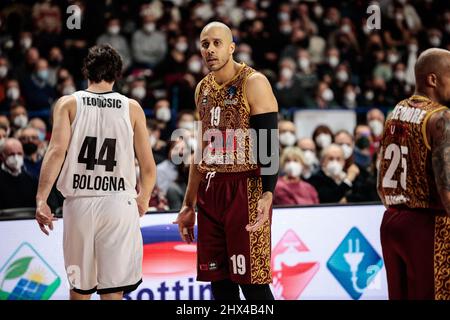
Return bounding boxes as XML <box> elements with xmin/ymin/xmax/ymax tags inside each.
<box><xmin>7</xmin><ymin>87</ymin><xmax>20</xmax><ymax>100</ymax></box>
<box><xmin>328</xmin><ymin>56</ymin><xmax>339</xmax><ymax>68</ymax></box>
<box><xmin>298</xmin><ymin>58</ymin><xmax>310</xmax><ymax>71</ymax></box>
<box><xmin>156</xmin><ymin>107</ymin><xmax>171</xmax><ymax>122</ymax></box>
<box><xmin>5</xmin><ymin>154</ymin><xmax>23</xmax><ymax>172</ymax></box>
<box><xmin>336</xmin><ymin>70</ymin><xmax>349</xmax><ymax>82</ymax></box>
<box><xmin>429</xmin><ymin>36</ymin><xmax>441</xmax><ymax>47</ymax></box>
<box><xmin>131</xmin><ymin>87</ymin><xmax>146</xmax><ymax>100</ymax></box>
<box><xmin>315</xmin><ymin>133</ymin><xmax>332</xmax><ymax>148</ymax></box>
<box><xmin>13</xmin><ymin>115</ymin><xmax>28</xmax><ymax>128</ymax></box>
<box><xmin>408</xmin><ymin>43</ymin><xmax>418</xmax><ymax>53</ymax></box>
<box><xmin>284</xmin><ymin>161</ymin><xmax>302</xmax><ymax>178</ymax></box>
<box><xmin>0</xmin><ymin>66</ymin><xmax>7</xmax><ymax>78</ymax></box>
<box><xmin>321</xmin><ymin>88</ymin><xmax>334</xmax><ymax>102</ymax></box>
<box><xmin>178</xmin><ymin>121</ymin><xmax>194</xmax><ymax>130</ymax></box>
<box><xmin>188</xmin><ymin>60</ymin><xmax>202</xmax><ymax>73</ymax></box>
<box><xmin>340</xmin><ymin>144</ymin><xmax>353</xmax><ymax>160</ymax></box>
<box><xmin>279</xmin><ymin>132</ymin><xmax>296</xmax><ymax>147</ymax></box>
<box><xmin>278</xmin><ymin>12</ymin><xmax>290</xmax><ymax>21</ymax></box>
<box><xmin>369</xmin><ymin>119</ymin><xmax>384</xmax><ymax>137</ymax></box>
<box><xmin>345</xmin><ymin>91</ymin><xmax>356</xmax><ymax>102</ymax></box>
<box><xmin>62</xmin><ymin>85</ymin><xmax>76</xmax><ymax>95</ymax></box>
<box><xmin>340</xmin><ymin>24</ymin><xmax>351</xmax><ymax>34</ymax></box>
<box><xmin>302</xmin><ymin>150</ymin><xmax>318</xmax><ymax>167</ymax></box>
<box><xmin>326</xmin><ymin>160</ymin><xmax>343</xmax><ymax>177</ymax></box>
<box><xmin>144</xmin><ymin>23</ymin><xmax>156</xmax><ymax>33</ymax></box>
<box><xmin>21</xmin><ymin>37</ymin><xmax>32</xmax><ymax>49</ymax></box>
<box><xmin>237</xmin><ymin>52</ymin><xmax>251</xmax><ymax>64</ymax></box>
<box><xmin>281</xmin><ymin>68</ymin><xmax>294</xmax><ymax>81</ymax></box>
<box><xmin>108</xmin><ymin>25</ymin><xmax>120</xmax><ymax>35</ymax></box>
<box><xmin>244</xmin><ymin>9</ymin><xmax>257</xmax><ymax>20</ymax></box>
<box><xmin>394</xmin><ymin>70</ymin><xmax>406</xmax><ymax>81</ymax></box>
<box><xmin>175</xmin><ymin>42</ymin><xmax>188</xmax><ymax>52</ymax></box>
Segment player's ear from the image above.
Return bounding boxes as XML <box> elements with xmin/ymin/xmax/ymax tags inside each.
<box><xmin>230</xmin><ymin>42</ymin><xmax>236</xmax><ymax>56</ymax></box>
<box><xmin>427</xmin><ymin>73</ymin><xmax>437</xmax><ymax>88</ymax></box>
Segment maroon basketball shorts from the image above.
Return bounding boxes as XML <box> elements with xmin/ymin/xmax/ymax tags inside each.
<box><xmin>196</xmin><ymin>169</ymin><xmax>272</xmax><ymax>284</ymax></box>
<box><xmin>380</xmin><ymin>207</ymin><xmax>450</xmax><ymax>300</ymax></box>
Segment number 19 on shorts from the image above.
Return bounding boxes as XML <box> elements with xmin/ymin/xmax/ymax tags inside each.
<box><xmin>230</xmin><ymin>254</ymin><xmax>246</xmax><ymax>275</ymax></box>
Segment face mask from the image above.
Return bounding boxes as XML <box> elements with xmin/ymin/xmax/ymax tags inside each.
<box><xmin>298</xmin><ymin>58</ymin><xmax>310</xmax><ymax>71</ymax></box>
<box><xmin>178</xmin><ymin>121</ymin><xmax>194</xmax><ymax>130</ymax></box>
<box><xmin>13</xmin><ymin>115</ymin><xmax>28</xmax><ymax>129</ymax></box>
<box><xmin>37</xmin><ymin>130</ymin><xmax>46</xmax><ymax>142</ymax></box>
<box><xmin>244</xmin><ymin>9</ymin><xmax>257</xmax><ymax>20</ymax></box>
<box><xmin>387</xmin><ymin>53</ymin><xmax>399</xmax><ymax>64</ymax></box>
<box><xmin>284</xmin><ymin>161</ymin><xmax>302</xmax><ymax>178</ymax></box>
<box><xmin>408</xmin><ymin>44</ymin><xmax>418</xmax><ymax>52</ymax></box>
<box><xmin>156</xmin><ymin>107</ymin><xmax>171</xmax><ymax>122</ymax></box>
<box><xmin>340</xmin><ymin>144</ymin><xmax>353</xmax><ymax>160</ymax></box>
<box><xmin>321</xmin><ymin>88</ymin><xmax>334</xmax><ymax>102</ymax></box>
<box><xmin>354</xmin><ymin>149</ymin><xmax>372</xmax><ymax>168</ymax></box>
<box><xmin>281</xmin><ymin>68</ymin><xmax>294</xmax><ymax>81</ymax></box>
<box><xmin>186</xmin><ymin>137</ymin><xmax>197</xmax><ymax>151</ymax></box>
<box><xmin>7</xmin><ymin>87</ymin><xmax>20</xmax><ymax>100</ymax></box>
<box><xmin>394</xmin><ymin>70</ymin><xmax>406</xmax><ymax>81</ymax></box>
<box><xmin>326</xmin><ymin>160</ymin><xmax>343</xmax><ymax>177</ymax></box>
<box><xmin>149</xmin><ymin>135</ymin><xmax>157</xmax><ymax>148</ymax></box>
<box><xmin>280</xmin><ymin>24</ymin><xmax>292</xmax><ymax>35</ymax></box>
<box><xmin>62</xmin><ymin>85</ymin><xmax>76</xmax><ymax>95</ymax></box>
<box><xmin>302</xmin><ymin>150</ymin><xmax>318</xmax><ymax>167</ymax></box>
<box><xmin>395</xmin><ymin>13</ymin><xmax>404</xmax><ymax>21</ymax></box>
<box><xmin>369</xmin><ymin>119</ymin><xmax>384</xmax><ymax>137</ymax></box>
<box><xmin>313</xmin><ymin>5</ymin><xmax>323</xmax><ymax>18</ymax></box>
<box><xmin>37</xmin><ymin>70</ymin><xmax>49</xmax><ymax>81</ymax></box>
<box><xmin>328</xmin><ymin>56</ymin><xmax>339</xmax><ymax>68</ymax></box>
<box><xmin>365</xmin><ymin>90</ymin><xmax>374</xmax><ymax>101</ymax></box>
<box><xmin>144</xmin><ymin>23</ymin><xmax>156</xmax><ymax>33</ymax></box>
<box><xmin>108</xmin><ymin>25</ymin><xmax>120</xmax><ymax>35</ymax></box>
<box><xmin>279</xmin><ymin>132</ymin><xmax>296</xmax><ymax>147</ymax></box>
<box><xmin>336</xmin><ymin>70</ymin><xmax>349</xmax><ymax>82</ymax></box>
<box><xmin>237</xmin><ymin>52</ymin><xmax>251</xmax><ymax>64</ymax></box>
<box><xmin>315</xmin><ymin>133</ymin><xmax>332</xmax><ymax>148</ymax></box>
<box><xmin>5</xmin><ymin>154</ymin><xmax>23</xmax><ymax>172</ymax></box>
<box><xmin>429</xmin><ymin>36</ymin><xmax>441</xmax><ymax>47</ymax></box>
<box><xmin>22</xmin><ymin>142</ymin><xmax>38</xmax><ymax>156</ymax></box>
<box><xmin>340</xmin><ymin>25</ymin><xmax>351</xmax><ymax>34</ymax></box>
<box><xmin>21</xmin><ymin>38</ymin><xmax>32</xmax><ymax>49</ymax></box>
<box><xmin>188</xmin><ymin>60</ymin><xmax>202</xmax><ymax>73</ymax></box>
<box><xmin>278</xmin><ymin>12</ymin><xmax>290</xmax><ymax>21</ymax></box>
<box><xmin>345</xmin><ymin>91</ymin><xmax>356</xmax><ymax>102</ymax></box>
<box><xmin>131</xmin><ymin>87</ymin><xmax>146</xmax><ymax>100</ymax></box>
<box><xmin>176</xmin><ymin>42</ymin><xmax>188</xmax><ymax>52</ymax></box>
<box><xmin>0</xmin><ymin>66</ymin><xmax>7</xmax><ymax>78</ymax></box>
<box><xmin>261</xmin><ymin>0</ymin><xmax>270</xmax><ymax>8</ymax></box>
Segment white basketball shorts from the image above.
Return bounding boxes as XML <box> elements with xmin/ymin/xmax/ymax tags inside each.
<box><xmin>63</xmin><ymin>194</ymin><xmax>143</xmax><ymax>295</ymax></box>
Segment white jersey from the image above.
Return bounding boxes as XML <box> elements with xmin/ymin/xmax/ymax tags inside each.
<box><xmin>57</xmin><ymin>90</ymin><xmax>137</xmax><ymax>198</ymax></box>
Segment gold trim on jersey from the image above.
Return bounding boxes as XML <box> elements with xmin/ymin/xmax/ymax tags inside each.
<box><xmin>247</xmin><ymin>176</ymin><xmax>272</xmax><ymax>284</ymax></box>
<box><xmin>434</xmin><ymin>215</ymin><xmax>450</xmax><ymax>300</ymax></box>
<box><xmin>212</xmin><ymin>63</ymin><xmax>246</xmax><ymax>89</ymax></box>
<box><xmin>242</xmin><ymin>71</ymin><xmax>252</xmax><ymax>114</ymax></box>
<box><xmin>421</xmin><ymin>106</ymin><xmax>449</xmax><ymax>150</ymax></box>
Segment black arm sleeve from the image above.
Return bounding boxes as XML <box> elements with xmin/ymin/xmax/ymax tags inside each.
<box><xmin>250</xmin><ymin>112</ymin><xmax>279</xmax><ymax>194</ymax></box>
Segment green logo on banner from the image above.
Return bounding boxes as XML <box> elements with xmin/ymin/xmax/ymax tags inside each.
<box><xmin>0</xmin><ymin>242</ymin><xmax>61</xmax><ymax>300</ymax></box>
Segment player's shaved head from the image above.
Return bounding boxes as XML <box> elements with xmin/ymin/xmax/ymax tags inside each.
<box><xmin>414</xmin><ymin>48</ymin><xmax>450</xmax><ymax>105</ymax></box>
<box><xmin>200</xmin><ymin>21</ymin><xmax>233</xmax><ymax>44</ymax></box>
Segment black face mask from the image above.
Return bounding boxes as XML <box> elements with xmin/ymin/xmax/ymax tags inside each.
<box><xmin>22</xmin><ymin>142</ymin><xmax>38</xmax><ymax>156</ymax></box>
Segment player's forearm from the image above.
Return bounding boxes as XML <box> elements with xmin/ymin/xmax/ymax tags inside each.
<box><xmin>138</xmin><ymin>162</ymin><xmax>157</xmax><ymax>196</ymax></box>
<box><xmin>36</xmin><ymin>147</ymin><xmax>66</xmax><ymax>203</ymax></box>
<box><xmin>182</xmin><ymin>162</ymin><xmax>202</xmax><ymax>207</ymax></box>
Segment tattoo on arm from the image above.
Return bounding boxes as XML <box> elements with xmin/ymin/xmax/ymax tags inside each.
<box><xmin>431</xmin><ymin>110</ymin><xmax>450</xmax><ymax>213</ymax></box>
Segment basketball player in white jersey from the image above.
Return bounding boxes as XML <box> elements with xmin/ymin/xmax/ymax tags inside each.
<box><xmin>35</xmin><ymin>44</ymin><xmax>156</xmax><ymax>300</ymax></box>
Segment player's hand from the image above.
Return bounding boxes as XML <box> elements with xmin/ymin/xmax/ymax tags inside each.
<box><xmin>347</xmin><ymin>164</ymin><xmax>360</xmax><ymax>182</ymax></box>
<box><xmin>246</xmin><ymin>192</ymin><xmax>272</xmax><ymax>233</ymax></box>
<box><xmin>35</xmin><ymin>200</ymin><xmax>57</xmax><ymax>236</ymax></box>
<box><xmin>136</xmin><ymin>193</ymin><xmax>150</xmax><ymax>217</ymax></box>
<box><xmin>173</xmin><ymin>205</ymin><xmax>196</xmax><ymax>244</ymax></box>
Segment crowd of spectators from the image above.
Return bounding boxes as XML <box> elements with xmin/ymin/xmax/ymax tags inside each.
<box><xmin>0</xmin><ymin>0</ymin><xmax>449</xmax><ymax>212</ymax></box>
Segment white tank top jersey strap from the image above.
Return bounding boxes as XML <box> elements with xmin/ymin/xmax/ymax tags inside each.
<box><xmin>57</xmin><ymin>90</ymin><xmax>137</xmax><ymax>198</ymax></box>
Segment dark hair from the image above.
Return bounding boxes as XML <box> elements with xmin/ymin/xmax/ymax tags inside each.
<box><xmin>82</xmin><ymin>44</ymin><xmax>122</xmax><ymax>83</ymax></box>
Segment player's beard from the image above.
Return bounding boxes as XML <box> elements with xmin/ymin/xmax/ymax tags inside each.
<box><xmin>209</xmin><ymin>55</ymin><xmax>230</xmax><ymax>72</ymax></box>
